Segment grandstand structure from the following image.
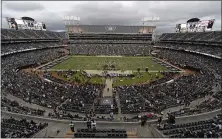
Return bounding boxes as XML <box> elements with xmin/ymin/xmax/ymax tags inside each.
<box><xmin>66</xmin><ymin>25</ymin><xmax>156</xmax><ymax>34</ymax></box>
<box><xmin>66</xmin><ymin>25</ymin><xmax>156</xmax><ymax>42</ymax></box>
<box><xmin>1</xmin><ymin>18</ymin><xmax>222</xmax><ymax>138</ymax></box>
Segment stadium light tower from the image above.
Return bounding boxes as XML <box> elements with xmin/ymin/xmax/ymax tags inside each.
<box><xmin>142</xmin><ymin>17</ymin><xmax>160</xmax><ymax>42</ymax></box>
<box><xmin>63</xmin><ymin>16</ymin><xmax>80</xmax><ymax>35</ymax></box>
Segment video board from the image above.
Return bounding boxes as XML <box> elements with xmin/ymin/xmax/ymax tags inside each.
<box><xmin>175</xmin><ymin>19</ymin><xmax>215</xmax><ymax>33</ymax></box>
<box><xmin>175</xmin><ymin>23</ymin><xmax>187</xmax><ymax>33</ymax></box>
<box><xmin>6</xmin><ymin>17</ymin><xmax>47</xmax><ymax>31</ymax></box>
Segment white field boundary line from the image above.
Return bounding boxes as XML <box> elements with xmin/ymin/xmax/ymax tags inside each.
<box><xmin>47</xmin><ymin>56</ymin><xmax>183</xmax><ymax>72</ymax></box>
<box><xmin>1</xmin><ymin>111</ymin><xmax>139</xmax><ymax>124</ymax></box>
<box><xmin>96</xmin><ymin>55</ymin><xmax>123</xmax><ymax>57</ymax></box>
<box><xmin>34</xmin><ymin>55</ymin><xmax>71</xmax><ymax>71</ymax></box>
<box><xmin>153</xmin><ymin>57</ymin><xmax>185</xmax><ymax>72</ymax></box>
<box><xmin>70</xmin><ymin>55</ymin><xmax>154</xmax><ymax>58</ymax></box>
<box><xmin>2</xmin><ymin>108</ymin><xmax>221</xmax><ymax>124</ymax></box>
<box><xmin>39</xmin><ymin>69</ymin><xmax>184</xmax><ymax>73</ymax></box>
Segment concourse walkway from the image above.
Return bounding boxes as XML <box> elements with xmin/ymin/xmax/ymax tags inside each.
<box><xmin>103</xmin><ymin>78</ymin><xmax>113</xmax><ymax>97</ymax></box>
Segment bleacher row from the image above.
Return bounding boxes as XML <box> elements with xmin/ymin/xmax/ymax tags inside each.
<box><xmin>1</xmin><ymin>97</ymin><xmax>45</xmax><ymax>116</ymax></box>
<box><xmin>69</xmin><ymin>44</ymin><xmax>151</xmax><ymax>56</ymax></box>
<box><xmin>1</xmin><ymin>29</ymin><xmax>64</xmax><ymax>40</ymax></box>
<box><xmin>74</xmin><ymin>129</ymin><xmax>128</xmax><ymax>138</ymax></box>
<box><xmin>159</xmin><ymin>31</ymin><xmax>221</xmax><ymax>43</ymax></box>
<box><xmin>67</xmin><ymin>25</ymin><xmax>154</xmax><ymax>34</ymax></box>
<box><xmin>68</xmin><ymin>33</ymin><xmax>153</xmax><ymax>43</ymax></box>
<box><xmin>1</xmin><ymin>29</ymin><xmax>222</xmax><ymax>121</ymax></box>
<box><xmin>69</xmin><ymin>39</ymin><xmax>151</xmax><ymax>44</ymax></box>
<box><xmin>158</xmin><ymin>111</ymin><xmax>222</xmax><ymax>138</ymax></box>
<box><xmin>155</xmin><ymin>43</ymin><xmax>222</xmax><ymax>58</ymax></box>
<box><xmin>1</xmin><ymin>117</ymin><xmax>48</xmax><ymax>138</ymax></box>
<box><xmin>1</xmin><ymin>42</ymin><xmax>63</xmax><ymax>55</ymax></box>
<box><xmin>94</xmin><ymin>105</ymin><xmax>118</xmax><ymax>114</ymax></box>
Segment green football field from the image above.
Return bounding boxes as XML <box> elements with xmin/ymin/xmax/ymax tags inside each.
<box><xmin>50</xmin><ymin>55</ymin><xmax>169</xmax><ymax>86</ymax></box>
<box><xmin>113</xmin><ymin>72</ymin><xmax>164</xmax><ymax>87</ymax></box>
<box><xmin>52</xmin><ymin>55</ymin><xmax>167</xmax><ymax>71</ymax></box>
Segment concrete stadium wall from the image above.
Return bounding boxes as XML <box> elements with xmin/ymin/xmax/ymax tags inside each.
<box><xmin>150</xmin><ymin>124</ymin><xmax>165</xmax><ymax>138</ymax></box>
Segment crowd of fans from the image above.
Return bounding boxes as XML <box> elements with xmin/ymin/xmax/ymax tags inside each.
<box><xmin>1</xmin><ymin>42</ymin><xmax>62</xmax><ymax>54</ymax></box>
<box><xmin>1</xmin><ymin>97</ymin><xmax>45</xmax><ymax>116</ymax></box>
<box><xmin>116</xmin><ymin>45</ymin><xmax>221</xmax><ymax>114</ymax></box>
<box><xmin>74</xmin><ymin>128</ymin><xmax>128</xmax><ymax>138</ymax></box>
<box><xmin>156</xmin><ymin>43</ymin><xmax>222</xmax><ymax>58</ymax></box>
<box><xmin>1</xmin><ymin>49</ymin><xmax>66</xmax><ymax>109</ymax></box>
<box><xmin>1</xmin><ymin>29</ymin><xmax>63</xmax><ymax>40</ymax></box>
<box><xmin>169</xmin><ymin>97</ymin><xmax>221</xmax><ymax>117</ymax></box>
<box><xmin>69</xmin><ymin>39</ymin><xmax>151</xmax><ymax>44</ymax></box>
<box><xmin>1</xmin><ymin>30</ymin><xmax>221</xmax><ymax>122</ymax></box>
<box><xmin>196</xmin><ymin>91</ymin><xmax>222</xmax><ymax>112</ymax></box>
<box><xmin>2</xmin><ymin>49</ymin><xmax>104</xmax><ymax>114</ymax></box>
<box><xmin>68</xmin><ymin>30</ymin><xmax>153</xmax><ymax>37</ymax></box>
<box><xmin>57</xmin><ymin>81</ymin><xmax>104</xmax><ymax>113</ymax></box>
<box><xmin>159</xmin><ymin>31</ymin><xmax>221</xmax><ymax>42</ymax></box>
<box><xmin>116</xmin><ymin>72</ymin><xmax>179</xmax><ymax>114</ymax></box>
<box><xmin>158</xmin><ymin>114</ymin><xmax>222</xmax><ymax>138</ymax></box>
<box><xmin>168</xmin><ymin>90</ymin><xmax>221</xmax><ymax>117</ymax></box>
<box><xmin>1</xmin><ymin>117</ymin><xmax>48</xmax><ymax>138</ymax></box>
<box><xmin>94</xmin><ymin>101</ymin><xmax>118</xmax><ymax>115</ymax></box>
<box><xmin>43</xmin><ymin>71</ymin><xmax>118</xmax><ymax>115</ymax></box>
<box><xmin>69</xmin><ymin>44</ymin><xmax>152</xmax><ymax>56</ymax></box>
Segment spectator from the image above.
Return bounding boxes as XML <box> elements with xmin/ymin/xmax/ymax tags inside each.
<box><xmin>157</xmin><ymin>116</ymin><xmax>162</xmax><ymax>126</ymax></box>
<box><xmin>69</xmin><ymin>121</ymin><xmax>75</xmax><ymax>132</ymax></box>
<box><xmin>91</xmin><ymin>120</ymin><xmax>96</xmax><ymax>129</ymax></box>
<box><xmin>87</xmin><ymin>120</ymin><xmax>91</xmax><ymax>129</ymax></box>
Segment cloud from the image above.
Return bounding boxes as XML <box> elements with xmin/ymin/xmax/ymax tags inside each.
<box><xmin>1</xmin><ymin>1</ymin><xmax>221</xmax><ymax>32</ymax></box>
<box><xmin>1</xmin><ymin>18</ymin><xmax>9</xmax><ymax>28</ymax></box>
<box><xmin>64</xmin><ymin>2</ymin><xmax>141</xmax><ymax>25</ymax></box>
<box><xmin>3</xmin><ymin>2</ymin><xmax>44</xmax><ymax>12</ymax></box>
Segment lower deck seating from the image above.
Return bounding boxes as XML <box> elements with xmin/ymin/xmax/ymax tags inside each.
<box><xmin>1</xmin><ymin>117</ymin><xmax>48</xmax><ymax>138</ymax></box>
<box><xmin>94</xmin><ymin>105</ymin><xmax>118</xmax><ymax>114</ymax></box>
<box><xmin>158</xmin><ymin>114</ymin><xmax>222</xmax><ymax>138</ymax></box>
<box><xmin>74</xmin><ymin>128</ymin><xmax>127</xmax><ymax>138</ymax></box>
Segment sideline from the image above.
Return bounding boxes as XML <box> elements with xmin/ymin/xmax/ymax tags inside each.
<box><xmin>153</xmin><ymin>57</ymin><xmax>184</xmax><ymax>72</ymax></box>
<box><xmin>2</xmin><ymin>111</ymin><xmax>139</xmax><ymax>124</ymax></box>
<box><xmin>2</xmin><ymin>108</ymin><xmax>220</xmax><ymax>124</ymax></box>
<box><xmin>34</xmin><ymin>55</ymin><xmax>70</xmax><ymax>70</ymax></box>
<box><xmin>71</xmin><ymin>55</ymin><xmax>154</xmax><ymax>58</ymax></box>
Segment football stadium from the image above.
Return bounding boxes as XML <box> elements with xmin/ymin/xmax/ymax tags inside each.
<box><xmin>1</xmin><ymin>1</ymin><xmax>222</xmax><ymax>138</ymax></box>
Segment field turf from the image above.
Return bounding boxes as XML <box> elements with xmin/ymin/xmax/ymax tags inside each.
<box><xmin>52</xmin><ymin>55</ymin><xmax>167</xmax><ymax>71</ymax></box>
<box><xmin>50</xmin><ymin>55</ymin><xmax>167</xmax><ymax>86</ymax></box>
<box><xmin>52</xmin><ymin>71</ymin><xmax>105</xmax><ymax>85</ymax></box>
<box><xmin>113</xmin><ymin>72</ymin><xmax>164</xmax><ymax>87</ymax></box>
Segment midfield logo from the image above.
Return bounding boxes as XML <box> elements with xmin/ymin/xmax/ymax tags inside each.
<box><xmin>105</xmin><ymin>26</ymin><xmax>116</xmax><ymax>31</ymax></box>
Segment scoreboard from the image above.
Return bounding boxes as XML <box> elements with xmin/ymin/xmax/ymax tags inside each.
<box><xmin>175</xmin><ymin>19</ymin><xmax>215</xmax><ymax>33</ymax></box>
<box><xmin>6</xmin><ymin>17</ymin><xmax>47</xmax><ymax>31</ymax></box>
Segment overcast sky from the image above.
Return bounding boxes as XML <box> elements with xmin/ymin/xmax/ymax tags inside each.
<box><xmin>2</xmin><ymin>1</ymin><xmax>221</xmax><ymax>33</ymax></box>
